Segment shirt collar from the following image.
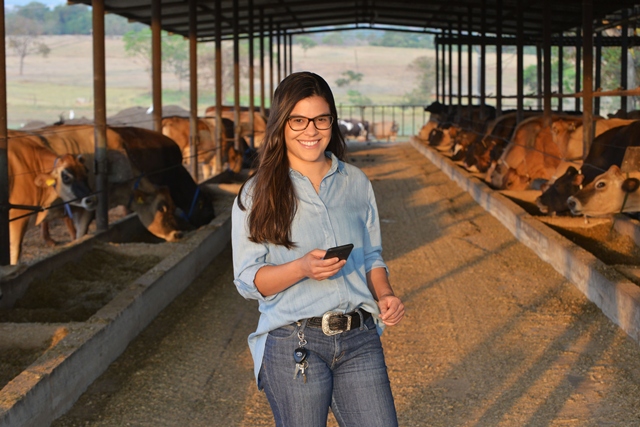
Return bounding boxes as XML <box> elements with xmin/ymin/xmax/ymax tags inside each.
<box><xmin>289</xmin><ymin>151</ymin><xmax>347</xmax><ymax>179</ymax></box>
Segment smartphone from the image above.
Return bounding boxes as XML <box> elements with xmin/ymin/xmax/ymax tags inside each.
<box><xmin>323</xmin><ymin>243</ymin><xmax>354</xmax><ymax>261</ymax></box>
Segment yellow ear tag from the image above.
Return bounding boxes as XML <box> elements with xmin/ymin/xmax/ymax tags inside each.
<box><xmin>46</xmin><ymin>178</ymin><xmax>56</xmax><ymax>187</ymax></box>
<box><xmin>136</xmin><ymin>196</ymin><xmax>144</xmax><ymax>204</ymax></box>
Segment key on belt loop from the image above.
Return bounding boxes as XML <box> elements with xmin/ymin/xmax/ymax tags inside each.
<box><xmin>322</xmin><ymin>311</ymin><xmax>352</xmax><ymax>336</ymax></box>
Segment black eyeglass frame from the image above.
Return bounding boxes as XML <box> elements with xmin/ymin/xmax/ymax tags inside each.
<box><xmin>287</xmin><ymin>114</ymin><xmax>335</xmax><ymax>131</ymax></box>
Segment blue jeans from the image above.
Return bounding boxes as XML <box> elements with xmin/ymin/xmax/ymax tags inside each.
<box><xmin>259</xmin><ymin>311</ymin><xmax>398</xmax><ymax>427</ymax></box>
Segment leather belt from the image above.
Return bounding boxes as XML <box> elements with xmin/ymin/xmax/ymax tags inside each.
<box><xmin>306</xmin><ymin>309</ymin><xmax>371</xmax><ymax>336</ymax></box>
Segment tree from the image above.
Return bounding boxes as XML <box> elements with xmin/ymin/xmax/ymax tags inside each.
<box><xmin>163</xmin><ymin>35</ymin><xmax>190</xmax><ymax>91</ymax></box>
<box><xmin>322</xmin><ymin>32</ymin><xmax>344</xmax><ymax>46</ymax></box>
<box><xmin>123</xmin><ymin>27</ymin><xmax>154</xmax><ymax>74</ymax></box>
<box><xmin>403</xmin><ymin>56</ymin><xmax>435</xmax><ymax>104</ymax></box>
<box><xmin>335</xmin><ymin>70</ymin><xmax>363</xmax><ymax>87</ymax></box>
<box><xmin>50</xmin><ymin>4</ymin><xmax>92</xmax><ymax>35</ymax></box>
<box><xmin>7</xmin><ymin>15</ymin><xmax>50</xmax><ymax>75</ymax></box>
<box><xmin>15</xmin><ymin>1</ymin><xmax>50</xmax><ymax>22</ymax></box>
<box><xmin>197</xmin><ymin>40</ymin><xmax>248</xmax><ymax>103</ymax></box>
<box><xmin>296</xmin><ymin>35</ymin><xmax>317</xmax><ymax>57</ymax></box>
<box><xmin>369</xmin><ymin>31</ymin><xmax>434</xmax><ymax>49</ymax></box>
<box><xmin>123</xmin><ymin>28</ymin><xmax>192</xmax><ymax>91</ymax></box>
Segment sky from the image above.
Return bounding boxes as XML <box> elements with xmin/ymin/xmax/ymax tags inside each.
<box><xmin>5</xmin><ymin>0</ymin><xmax>66</xmax><ymax>9</ymax></box>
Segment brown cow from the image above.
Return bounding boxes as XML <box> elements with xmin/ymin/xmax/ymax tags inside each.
<box><xmin>489</xmin><ymin>115</ymin><xmax>583</xmax><ymax>190</ymax></box>
<box><xmin>369</xmin><ymin>121</ymin><xmax>399</xmax><ymax>142</ymax></box>
<box><xmin>567</xmin><ymin>165</ymin><xmax>640</xmax><ymax>217</ymax></box>
<box><xmin>8</xmin><ymin>130</ymin><xmax>95</xmax><ymax>264</ymax></box>
<box><xmin>161</xmin><ymin>115</ymin><xmax>243</xmax><ymax>179</ymax></box>
<box><xmin>204</xmin><ymin>105</ymin><xmax>267</xmax><ymax>148</ymax></box>
<box><xmin>536</xmin><ymin>120</ymin><xmax>640</xmax><ymax>215</ymax></box>
<box><xmin>32</xmin><ymin>124</ymin><xmax>185</xmax><ymax>242</ymax></box>
<box><xmin>417</xmin><ymin>119</ymin><xmax>438</xmax><ymax>142</ymax></box>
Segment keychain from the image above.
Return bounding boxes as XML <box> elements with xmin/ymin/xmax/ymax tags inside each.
<box><xmin>293</xmin><ymin>328</ymin><xmax>308</xmax><ymax>383</ymax></box>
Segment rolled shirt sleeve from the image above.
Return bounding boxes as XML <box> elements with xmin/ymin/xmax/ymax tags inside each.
<box><xmin>364</xmin><ymin>182</ymin><xmax>388</xmax><ymax>275</ymax></box>
<box><xmin>231</xmin><ymin>192</ymin><xmax>277</xmax><ymax>302</ymax></box>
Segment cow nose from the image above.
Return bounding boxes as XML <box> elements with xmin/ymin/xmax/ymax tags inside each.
<box><xmin>82</xmin><ymin>195</ymin><xmax>98</xmax><ymax>211</ymax></box>
<box><xmin>168</xmin><ymin>230</ymin><xmax>183</xmax><ymax>241</ymax></box>
<box><xmin>567</xmin><ymin>197</ymin><xmax>578</xmax><ymax>211</ymax></box>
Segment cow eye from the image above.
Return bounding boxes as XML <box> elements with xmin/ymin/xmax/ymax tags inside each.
<box><xmin>61</xmin><ymin>171</ymin><xmax>72</xmax><ymax>185</ymax></box>
<box><xmin>157</xmin><ymin>202</ymin><xmax>168</xmax><ymax>213</ymax></box>
<box><xmin>595</xmin><ymin>181</ymin><xmax>606</xmax><ymax>189</ymax></box>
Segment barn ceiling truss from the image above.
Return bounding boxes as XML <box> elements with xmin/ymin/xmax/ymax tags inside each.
<box><xmin>69</xmin><ymin>0</ymin><xmax>640</xmax><ymax>43</ymax></box>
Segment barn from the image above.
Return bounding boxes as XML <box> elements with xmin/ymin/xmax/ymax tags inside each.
<box><xmin>2</xmin><ymin>1</ymin><xmax>640</xmax><ymax>426</ymax></box>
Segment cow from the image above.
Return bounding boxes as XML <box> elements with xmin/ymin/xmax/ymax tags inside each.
<box><xmin>424</xmin><ymin>101</ymin><xmax>451</xmax><ymax>122</ymax></box>
<box><xmin>451</xmin><ymin>127</ymin><xmax>483</xmax><ymax>161</ymax></box>
<box><xmin>369</xmin><ymin>121</ymin><xmax>399</xmax><ymax>142</ymax></box>
<box><xmin>428</xmin><ymin>123</ymin><xmax>459</xmax><ymax>152</ymax></box>
<box><xmin>607</xmin><ymin>109</ymin><xmax>640</xmax><ymax>120</ymax></box>
<box><xmin>204</xmin><ymin>105</ymin><xmax>268</xmax><ymax>148</ymax></box>
<box><xmin>31</xmin><ymin>124</ymin><xmax>189</xmax><ymax>241</ymax></box>
<box><xmin>535</xmin><ymin>120</ymin><xmax>640</xmax><ymax>215</ymax></box>
<box><xmin>488</xmin><ymin>115</ymin><xmax>584</xmax><ymax>191</ymax></box>
<box><xmin>8</xmin><ymin>130</ymin><xmax>96</xmax><ymax>264</ymax></box>
<box><xmin>425</xmin><ymin>103</ymin><xmax>496</xmax><ymax>158</ymax></box>
<box><xmin>161</xmin><ymin>115</ymin><xmax>244</xmax><ymax>179</ymax></box>
<box><xmin>339</xmin><ymin>119</ymin><xmax>369</xmax><ymax>141</ymax></box>
<box><xmin>535</xmin><ymin>166</ymin><xmax>584</xmax><ymax>215</ymax></box>
<box><xmin>463</xmin><ymin>111</ymin><xmax>545</xmax><ymax>174</ymax></box>
<box><xmin>549</xmin><ymin>117</ymin><xmax>636</xmax><ymax>177</ymax></box>
<box><xmin>417</xmin><ymin>119</ymin><xmax>439</xmax><ymax>142</ymax></box>
<box><xmin>107</xmin><ymin>126</ymin><xmax>216</xmax><ymax>228</ymax></box>
<box><xmin>567</xmin><ymin>165</ymin><xmax>640</xmax><ymax>217</ymax></box>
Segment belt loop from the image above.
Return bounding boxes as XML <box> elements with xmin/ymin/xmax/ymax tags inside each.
<box><xmin>298</xmin><ymin>319</ymin><xmax>308</xmax><ymax>334</ymax></box>
<box><xmin>357</xmin><ymin>308</ymin><xmax>364</xmax><ymax>330</ymax></box>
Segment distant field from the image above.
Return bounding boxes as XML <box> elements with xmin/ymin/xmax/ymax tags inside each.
<box><xmin>6</xmin><ymin>35</ymin><xmax>536</xmax><ymax>130</ymax></box>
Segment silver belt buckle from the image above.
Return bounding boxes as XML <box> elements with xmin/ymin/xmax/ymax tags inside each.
<box><xmin>321</xmin><ymin>311</ymin><xmax>352</xmax><ymax>336</ymax></box>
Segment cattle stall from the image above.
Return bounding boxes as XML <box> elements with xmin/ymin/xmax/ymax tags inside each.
<box><xmin>2</xmin><ymin>0</ymin><xmax>639</xmax><ymax>265</ymax></box>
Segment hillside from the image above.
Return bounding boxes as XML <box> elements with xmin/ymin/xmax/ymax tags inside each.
<box><xmin>6</xmin><ymin>35</ymin><xmax>533</xmax><ymax>129</ymax></box>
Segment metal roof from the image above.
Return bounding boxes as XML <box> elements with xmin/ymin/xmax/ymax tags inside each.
<box><xmin>70</xmin><ymin>1</ymin><xmax>640</xmax><ymax>43</ymax></box>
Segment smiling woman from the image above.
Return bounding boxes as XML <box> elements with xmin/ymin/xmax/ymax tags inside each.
<box><xmin>231</xmin><ymin>71</ymin><xmax>405</xmax><ymax>427</ymax></box>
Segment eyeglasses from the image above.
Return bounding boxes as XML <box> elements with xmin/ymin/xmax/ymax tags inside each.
<box><xmin>287</xmin><ymin>115</ymin><xmax>334</xmax><ymax>131</ymax></box>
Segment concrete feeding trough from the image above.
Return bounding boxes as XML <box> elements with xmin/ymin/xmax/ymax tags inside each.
<box><xmin>0</xmin><ymin>192</ymin><xmax>234</xmax><ymax>427</ymax></box>
<box><xmin>411</xmin><ymin>137</ymin><xmax>640</xmax><ymax>346</ymax></box>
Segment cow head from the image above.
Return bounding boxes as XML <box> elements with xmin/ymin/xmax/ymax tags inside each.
<box><xmin>451</xmin><ymin>129</ymin><xmax>478</xmax><ymax>161</ymax></box>
<box><xmin>535</xmin><ymin>166</ymin><xmax>583</xmax><ymax>215</ymax></box>
<box><xmin>176</xmin><ymin>185</ymin><xmax>215</xmax><ymax>228</ymax></box>
<box><xmin>551</xmin><ymin>119</ymin><xmax>577</xmax><ymax>144</ymax></box>
<box><xmin>126</xmin><ymin>178</ymin><xmax>183</xmax><ymax>242</ymax></box>
<box><xmin>35</xmin><ymin>154</ymin><xmax>96</xmax><ymax>212</ymax></box>
<box><xmin>428</xmin><ymin>128</ymin><xmax>444</xmax><ymax>146</ymax></box>
<box><xmin>567</xmin><ymin>165</ymin><xmax>640</xmax><ymax>217</ymax></box>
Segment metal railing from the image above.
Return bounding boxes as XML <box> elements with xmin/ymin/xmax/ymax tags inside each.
<box><xmin>337</xmin><ymin>104</ymin><xmax>428</xmax><ymax>138</ymax></box>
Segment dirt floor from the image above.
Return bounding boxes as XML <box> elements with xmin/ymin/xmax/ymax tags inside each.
<box><xmin>16</xmin><ymin>141</ymin><xmax>640</xmax><ymax>426</ymax></box>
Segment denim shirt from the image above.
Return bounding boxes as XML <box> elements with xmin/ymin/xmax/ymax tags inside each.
<box><xmin>231</xmin><ymin>152</ymin><xmax>388</xmax><ymax>383</ymax></box>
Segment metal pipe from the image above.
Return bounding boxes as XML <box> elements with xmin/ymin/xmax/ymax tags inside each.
<box><xmin>248</xmin><ymin>0</ymin><xmax>255</xmax><ymax>149</ymax></box>
<box><xmin>233</xmin><ymin>0</ymin><xmax>240</xmax><ymax>152</ymax></box>
<box><xmin>543</xmin><ymin>0</ymin><xmax>551</xmax><ymax>126</ymax></box>
<box><xmin>189</xmin><ymin>0</ymin><xmax>198</xmax><ymax>180</ymax></box>
<box><xmin>0</xmin><ymin>0</ymin><xmax>9</xmax><ymax>265</ymax></box>
<box><xmin>582</xmin><ymin>0</ymin><xmax>594</xmax><ymax>161</ymax></box>
<box><xmin>215</xmin><ymin>0</ymin><xmax>223</xmax><ymax>173</ymax></box>
<box><xmin>93</xmin><ymin>0</ymin><xmax>108</xmax><ymax>232</ymax></box>
<box><xmin>151</xmin><ymin>0</ymin><xmax>162</xmax><ymax>132</ymax></box>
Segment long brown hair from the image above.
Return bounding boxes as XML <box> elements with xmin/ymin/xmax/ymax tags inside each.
<box><xmin>237</xmin><ymin>72</ymin><xmax>346</xmax><ymax>248</ymax></box>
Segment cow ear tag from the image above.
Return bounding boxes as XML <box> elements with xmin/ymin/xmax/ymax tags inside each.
<box><xmin>136</xmin><ymin>196</ymin><xmax>144</xmax><ymax>204</ymax></box>
<box><xmin>46</xmin><ymin>178</ymin><xmax>56</xmax><ymax>187</ymax></box>
<box><xmin>622</xmin><ymin>177</ymin><xmax>640</xmax><ymax>193</ymax></box>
